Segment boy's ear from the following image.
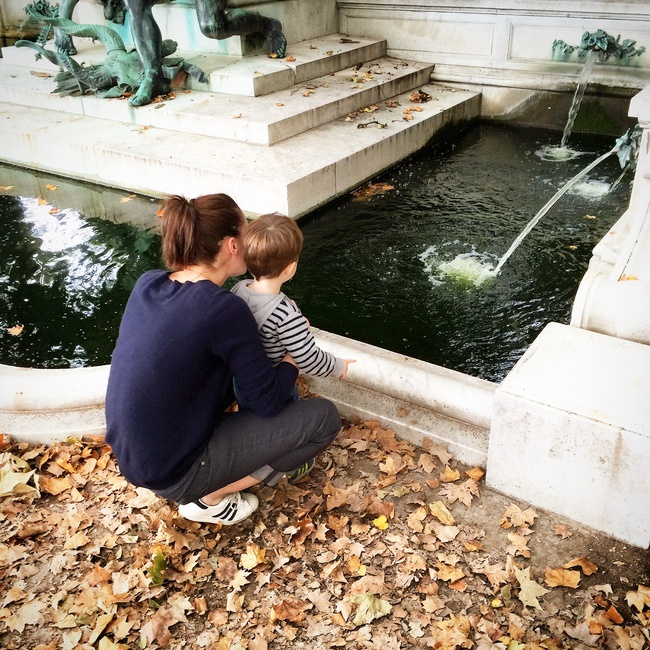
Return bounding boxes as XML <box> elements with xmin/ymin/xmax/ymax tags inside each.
<box><xmin>284</xmin><ymin>261</ymin><xmax>298</xmax><ymax>277</ymax></box>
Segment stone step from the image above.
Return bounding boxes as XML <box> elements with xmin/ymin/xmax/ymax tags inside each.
<box><xmin>1</xmin><ymin>34</ymin><xmax>387</xmax><ymax>97</ymax></box>
<box><xmin>0</xmin><ymin>55</ymin><xmax>432</xmax><ymax>145</ymax></box>
<box><xmin>0</xmin><ymin>84</ymin><xmax>481</xmax><ymax>218</ymax></box>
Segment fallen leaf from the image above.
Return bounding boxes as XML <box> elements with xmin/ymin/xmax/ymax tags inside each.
<box><xmin>6</xmin><ymin>324</ymin><xmax>24</xmax><ymax>336</ymax></box>
<box><xmin>286</xmin><ymin>55</ymin><xmax>296</xmax><ymax>62</ymax></box>
<box><xmin>605</xmin><ymin>604</ymin><xmax>624</xmax><ymax>624</ymax></box>
<box><xmin>436</xmin><ymin>562</ymin><xmax>464</xmax><ymax>583</ymax></box>
<box><xmin>626</xmin><ymin>585</ymin><xmax>650</xmax><ymax>611</ymax></box>
<box><xmin>49</xmin><ymin>207</ymin><xmax>60</xmax><ymax>215</ymax></box>
<box><xmin>232</xmin><ymin>113</ymin><xmax>242</xmax><ymax>119</ymax></box>
<box><xmin>270</xmin><ymin>597</ymin><xmax>312</xmax><ymax>623</ymax></box>
<box><xmin>0</xmin><ymin>185</ymin><xmax>15</xmax><ymax>191</ymax></box>
<box><xmin>38</xmin><ymin>198</ymin><xmax>47</xmax><ymax>205</ymax></box>
<box><xmin>554</xmin><ymin>524</ymin><xmax>573</xmax><ymax>538</ymax></box>
<box><xmin>440</xmin><ymin>465</ymin><xmax>460</xmax><ymax>482</ymax></box>
<box><xmin>499</xmin><ymin>504</ymin><xmax>538</xmax><ymax>529</ymax></box>
<box><xmin>0</xmin><ymin>453</ymin><xmax>39</xmax><ymax>497</ymax></box>
<box><xmin>429</xmin><ymin>501</ymin><xmax>455</xmax><ymax>526</ymax></box>
<box><xmin>373</xmin><ymin>515</ymin><xmax>389</xmax><ymax>530</ymax></box>
<box><xmin>507</xmin><ymin>532</ymin><xmax>531</xmax><ymax>558</ymax></box>
<box><xmin>545</xmin><ymin>567</ymin><xmax>581</xmax><ymax>588</ymax></box>
<box><xmin>585</xmin><ymin>214</ymin><xmax>597</xmax><ymax>219</ymax></box>
<box><xmin>620</xmin><ymin>274</ymin><xmax>639</xmax><ymax>281</ymax></box>
<box><xmin>515</xmin><ymin>567</ymin><xmax>549</xmax><ymax>609</ymax></box>
<box><xmin>465</xmin><ymin>467</ymin><xmax>484</xmax><ymax>482</ymax></box>
<box><xmin>240</xmin><ymin>543</ymin><xmax>267</xmax><ymax>569</ymax></box>
<box><xmin>350</xmin><ymin>593</ymin><xmax>391</xmax><ymax>626</ymax></box>
<box><xmin>563</xmin><ymin>556</ymin><xmax>598</xmax><ymax>575</ymax></box>
<box><xmin>120</xmin><ymin>194</ymin><xmax>137</xmax><ymax>203</ymax></box>
<box><xmin>3</xmin><ymin>599</ymin><xmax>46</xmax><ymax>632</ymax></box>
<box><xmin>30</xmin><ymin>70</ymin><xmax>53</xmax><ymax>78</ymax></box>
<box><xmin>45</xmin><ymin>184</ymin><xmax>58</xmax><ymax>191</ymax></box>
<box><xmin>146</xmin><ymin>549</ymin><xmax>167</xmax><ymax>585</ymax></box>
<box><xmin>276</xmin><ymin>103</ymin><xmax>285</xmax><ymax>106</ymax></box>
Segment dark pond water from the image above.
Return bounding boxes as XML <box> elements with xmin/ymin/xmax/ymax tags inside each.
<box><xmin>0</xmin><ymin>123</ymin><xmax>633</xmax><ymax>379</ymax></box>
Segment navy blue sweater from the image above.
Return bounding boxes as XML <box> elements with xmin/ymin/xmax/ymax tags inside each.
<box><xmin>105</xmin><ymin>270</ymin><xmax>298</xmax><ymax>491</ymax></box>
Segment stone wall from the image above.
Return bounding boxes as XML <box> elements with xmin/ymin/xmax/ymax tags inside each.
<box><xmin>338</xmin><ymin>0</ymin><xmax>650</xmax><ymax>130</ymax></box>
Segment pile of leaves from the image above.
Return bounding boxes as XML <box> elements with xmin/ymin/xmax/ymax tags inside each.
<box><xmin>0</xmin><ymin>413</ymin><xmax>648</xmax><ymax>649</ymax></box>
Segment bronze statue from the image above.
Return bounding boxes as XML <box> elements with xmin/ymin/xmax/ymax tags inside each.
<box><xmin>55</xmin><ymin>0</ymin><xmax>128</xmax><ymax>54</ymax></box>
<box><xmin>52</xmin><ymin>0</ymin><xmax>287</xmax><ymax>106</ymax></box>
<box><xmin>18</xmin><ymin>8</ymin><xmax>207</xmax><ymax>99</ymax></box>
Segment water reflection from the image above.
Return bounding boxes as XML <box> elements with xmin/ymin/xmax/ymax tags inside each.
<box><xmin>0</xmin><ymin>188</ymin><xmax>160</xmax><ymax>368</ymax></box>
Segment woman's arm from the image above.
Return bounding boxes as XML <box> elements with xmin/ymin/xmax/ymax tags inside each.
<box><xmin>222</xmin><ymin>298</ymin><xmax>298</xmax><ymax>416</ymax></box>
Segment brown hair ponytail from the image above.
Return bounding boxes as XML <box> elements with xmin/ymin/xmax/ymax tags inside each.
<box><xmin>159</xmin><ymin>194</ymin><xmax>245</xmax><ymax>270</ymax></box>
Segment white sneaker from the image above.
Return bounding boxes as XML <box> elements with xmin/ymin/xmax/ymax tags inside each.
<box><xmin>178</xmin><ymin>491</ymin><xmax>259</xmax><ymax>525</ymax></box>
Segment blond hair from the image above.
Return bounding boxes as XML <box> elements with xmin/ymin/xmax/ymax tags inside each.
<box><xmin>243</xmin><ymin>213</ymin><xmax>303</xmax><ymax>279</ymax></box>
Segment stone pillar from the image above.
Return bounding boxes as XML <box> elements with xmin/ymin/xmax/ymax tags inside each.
<box><xmin>486</xmin><ymin>322</ymin><xmax>650</xmax><ymax>548</ymax></box>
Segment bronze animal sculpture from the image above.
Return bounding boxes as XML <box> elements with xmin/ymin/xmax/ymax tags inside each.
<box><xmin>18</xmin><ymin>7</ymin><xmax>207</xmax><ymax>99</ymax></box>
<box><xmin>53</xmin><ymin>0</ymin><xmax>287</xmax><ymax>106</ymax></box>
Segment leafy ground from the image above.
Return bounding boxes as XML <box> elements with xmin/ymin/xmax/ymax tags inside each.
<box><xmin>1</xmin><ymin>394</ymin><xmax>649</xmax><ymax>649</ymax></box>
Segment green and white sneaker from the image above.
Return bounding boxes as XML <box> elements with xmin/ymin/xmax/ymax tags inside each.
<box><xmin>285</xmin><ymin>458</ymin><xmax>315</xmax><ymax>485</ymax></box>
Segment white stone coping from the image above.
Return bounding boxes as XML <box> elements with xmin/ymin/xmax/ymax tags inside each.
<box><xmin>311</xmin><ymin>329</ymin><xmax>496</xmax><ymax>431</ymax></box>
<box><xmin>0</xmin><ymin>364</ymin><xmax>108</xmax><ymax>411</ymax></box>
<box><xmin>0</xmin><ymin>330</ymin><xmax>496</xmax><ymax>447</ymax></box>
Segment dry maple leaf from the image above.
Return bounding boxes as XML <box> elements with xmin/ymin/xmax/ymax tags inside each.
<box><xmin>515</xmin><ymin>567</ymin><xmax>549</xmax><ymax>609</ymax></box>
<box><xmin>605</xmin><ymin>604</ymin><xmax>624</xmax><ymax>624</ymax></box>
<box><xmin>554</xmin><ymin>523</ymin><xmax>573</xmax><ymax>538</ymax></box>
<box><xmin>240</xmin><ymin>543</ymin><xmax>267</xmax><ymax>569</ymax></box>
<box><xmin>507</xmin><ymin>532</ymin><xmax>531</xmax><ymax>558</ymax></box>
<box><xmin>350</xmin><ymin>593</ymin><xmax>391</xmax><ymax>626</ymax></box>
<box><xmin>499</xmin><ymin>504</ymin><xmax>538</xmax><ymax>529</ymax></box>
<box><xmin>431</xmin><ymin>521</ymin><xmax>459</xmax><ymax>542</ymax></box>
<box><xmin>436</xmin><ymin>562</ymin><xmax>464</xmax><ymax>583</ymax></box>
<box><xmin>407</xmin><ymin>506</ymin><xmax>428</xmax><ymax>532</ymax></box>
<box><xmin>626</xmin><ymin>585</ymin><xmax>650</xmax><ymax>611</ymax></box>
<box><xmin>563</xmin><ymin>556</ymin><xmax>598</xmax><ymax>575</ymax></box>
<box><xmin>439</xmin><ymin>478</ymin><xmax>479</xmax><ymax>508</ymax></box>
<box><xmin>465</xmin><ymin>467</ymin><xmax>485</xmax><ymax>482</ymax></box>
<box><xmin>471</xmin><ymin>559</ymin><xmax>509</xmax><ymax>587</ymax></box>
<box><xmin>429</xmin><ymin>500</ymin><xmax>455</xmax><ymax>526</ymax></box>
<box><xmin>3</xmin><ymin>599</ymin><xmax>46</xmax><ymax>632</ymax></box>
<box><xmin>545</xmin><ymin>567</ymin><xmax>581</xmax><ymax>588</ymax></box>
<box><xmin>440</xmin><ymin>465</ymin><xmax>460</xmax><ymax>482</ymax></box>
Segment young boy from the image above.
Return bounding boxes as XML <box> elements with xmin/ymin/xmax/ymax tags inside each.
<box><xmin>232</xmin><ymin>213</ymin><xmax>354</xmax><ymax>406</ymax></box>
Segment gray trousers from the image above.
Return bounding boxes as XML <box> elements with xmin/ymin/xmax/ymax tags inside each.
<box><xmin>157</xmin><ymin>397</ymin><xmax>341</xmax><ymax>505</ymax></box>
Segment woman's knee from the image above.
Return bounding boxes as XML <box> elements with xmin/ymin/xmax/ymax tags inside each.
<box><xmin>312</xmin><ymin>398</ymin><xmax>342</xmax><ymax>442</ymax></box>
